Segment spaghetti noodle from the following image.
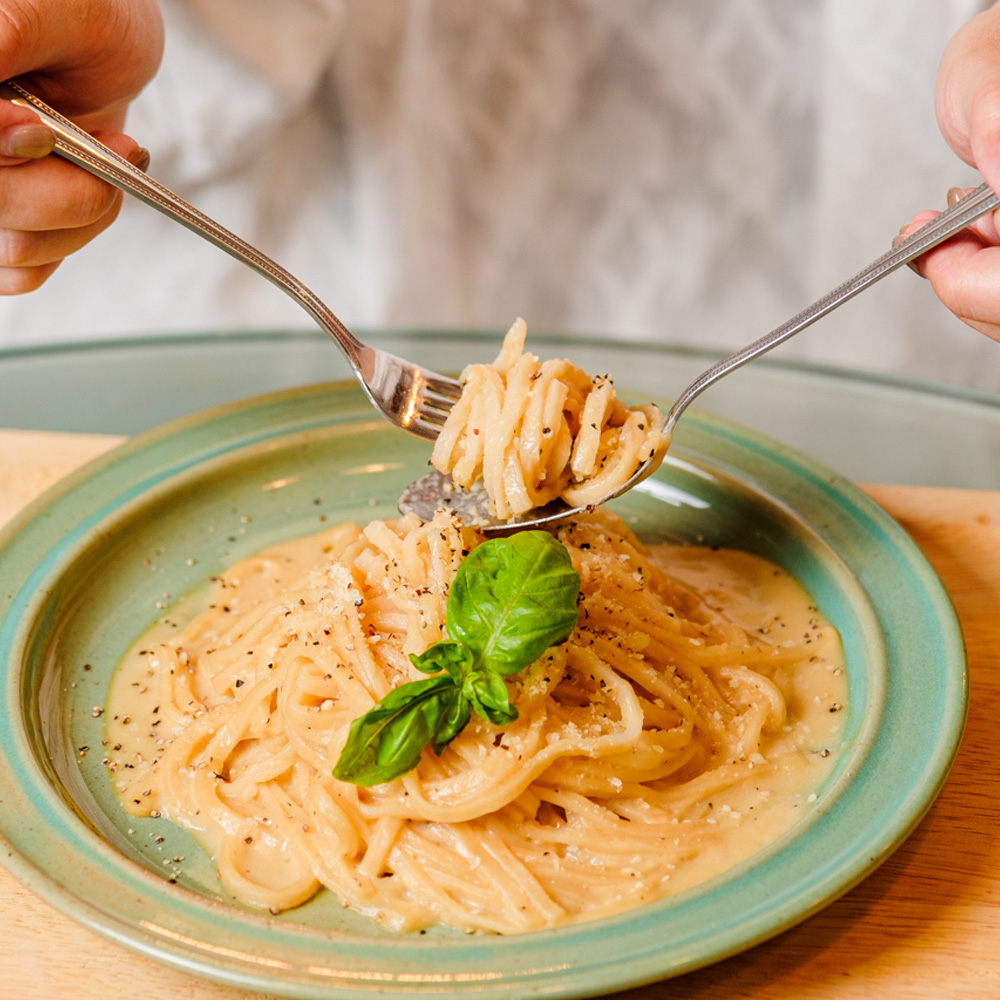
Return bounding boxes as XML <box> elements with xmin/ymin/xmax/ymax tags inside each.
<box><xmin>431</xmin><ymin>319</ymin><xmax>667</xmax><ymax>519</ymax></box>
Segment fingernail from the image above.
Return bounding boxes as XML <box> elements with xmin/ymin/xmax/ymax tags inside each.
<box><xmin>1</xmin><ymin>123</ymin><xmax>55</xmax><ymax>159</ymax></box>
<box><xmin>891</xmin><ymin>233</ymin><xmax>905</xmax><ymax>247</ymax></box>
<box><xmin>126</xmin><ymin>146</ymin><xmax>151</xmax><ymax>172</ymax></box>
<box><xmin>946</xmin><ymin>186</ymin><xmax>968</xmax><ymax>207</ymax></box>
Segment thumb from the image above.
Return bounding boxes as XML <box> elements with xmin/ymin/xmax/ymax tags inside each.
<box><xmin>0</xmin><ymin>89</ymin><xmax>55</xmax><ymax>163</ymax></box>
<box><xmin>968</xmin><ymin>74</ymin><xmax>1000</xmax><ymax>196</ymax></box>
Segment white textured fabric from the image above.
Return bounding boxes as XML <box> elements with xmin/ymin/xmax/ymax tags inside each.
<box><xmin>0</xmin><ymin>0</ymin><xmax>995</xmax><ymax>388</ymax></box>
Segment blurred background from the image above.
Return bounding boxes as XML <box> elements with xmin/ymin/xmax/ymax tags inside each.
<box><xmin>0</xmin><ymin>0</ymin><xmax>994</xmax><ymax>388</ymax></box>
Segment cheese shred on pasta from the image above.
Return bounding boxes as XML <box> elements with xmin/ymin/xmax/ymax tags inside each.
<box><xmin>431</xmin><ymin>319</ymin><xmax>667</xmax><ymax>519</ymax></box>
<box><xmin>107</xmin><ymin>509</ymin><xmax>846</xmax><ymax>934</ymax></box>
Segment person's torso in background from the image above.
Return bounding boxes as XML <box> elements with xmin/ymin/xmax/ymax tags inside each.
<box><xmin>0</xmin><ymin>0</ymin><xmax>993</xmax><ymax>389</ymax></box>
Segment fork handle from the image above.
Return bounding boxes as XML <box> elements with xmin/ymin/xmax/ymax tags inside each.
<box><xmin>0</xmin><ymin>79</ymin><xmax>372</xmax><ymax>374</ymax></box>
<box><xmin>664</xmin><ymin>182</ymin><xmax>1000</xmax><ymax>434</ymax></box>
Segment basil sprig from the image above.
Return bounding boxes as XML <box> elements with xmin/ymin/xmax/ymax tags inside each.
<box><xmin>333</xmin><ymin>531</ymin><xmax>580</xmax><ymax>786</ymax></box>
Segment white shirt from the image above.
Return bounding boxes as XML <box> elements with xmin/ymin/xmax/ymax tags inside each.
<box><xmin>0</xmin><ymin>0</ymin><xmax>994</xmax><ymax>389</ymax></box>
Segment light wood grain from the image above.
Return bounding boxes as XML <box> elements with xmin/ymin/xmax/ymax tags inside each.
<box><xmin>2</xmin><ymin>433</ymin><xmax>998</xmax><ymax>1000</ymax></box>
<box><xmin>0</xmin><ymin>428</ymin><xmax>124</xmax><ymax>529</ymax></box>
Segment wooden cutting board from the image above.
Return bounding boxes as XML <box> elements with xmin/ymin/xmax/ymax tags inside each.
<box><xmin>2</xmin><ymin>429</ymin><xmax>999</xmax><ymax>1000</ymax></box>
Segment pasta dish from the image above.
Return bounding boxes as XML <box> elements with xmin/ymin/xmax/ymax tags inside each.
<box><xmin>105</xmin><ymin>327</ymin><xmax>845</xmax><ymax>934</ymax></box>
<box><xmin>106</xmin><ymin>507</ymin><xmax>846</xmax><ymax>933</ymax></box>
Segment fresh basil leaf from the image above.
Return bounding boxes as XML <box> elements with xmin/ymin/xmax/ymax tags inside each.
<box><xmin>447</xmin><ymin>531</ymin><xmax>580</xmax><ymax>676</ymax></box>
<box><xmin>430</xmin><ymin>690</ymin><xmax>471</xmax><ymax>755</ymax></box>
<box><xmin>409</xmin><ymin>639</ymin><xmax>473</xmax><ymax>680</ymax></box>
<box><xmin>334</xmin><ymin>531</ymin><xmax>580</xmax><ymax>786</ymax></box>
<box><xmin>464</xmin><ymin>668</ymin><xmax>518</xmax><ymax>726</ymax></box>
<box><xmin>333</xmin><ymin>674</ymin><xmax>467</xmax><ymax>786</ymax></box>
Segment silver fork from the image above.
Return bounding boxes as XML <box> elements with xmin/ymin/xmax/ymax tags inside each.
<box><xmin>0</xmin><ymin>80</ymin><xmax>462</xmax><ymax>441</ymax></box>
<box><xmin>661</xmin><ymin>181</ymin><xmax>1000</xmax><ymax>437</ymax></box>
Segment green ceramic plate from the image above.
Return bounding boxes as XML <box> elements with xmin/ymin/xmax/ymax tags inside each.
<box><xmin>0</xmin><ymin>382</ymin><xmax>967</xmax><ymax>998</ymax></box>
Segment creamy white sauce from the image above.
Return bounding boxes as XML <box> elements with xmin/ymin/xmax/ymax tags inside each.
<box><xmin>104</xmin><ymin>531</ymin><xmax>847</xmax><ymax>927</ymax></box>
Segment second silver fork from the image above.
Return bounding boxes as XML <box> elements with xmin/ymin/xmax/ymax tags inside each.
<box><xmin>661</xmin><ymin>182</ymin><xmax>1000</xmax><ymax>437</ymax></box>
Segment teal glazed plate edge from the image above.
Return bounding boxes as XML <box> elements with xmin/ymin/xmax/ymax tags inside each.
<box><xmin>0</xmin><ymin>381</ymin><xmax>968</xmax><ymax>998</ymax></box>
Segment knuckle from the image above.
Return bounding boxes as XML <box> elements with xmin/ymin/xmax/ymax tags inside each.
<box><xmin>0</xmin><ymin>161</ymin><xmax>120</xmax><ymax>232</ymax></box>
<box><xmin>0</xmin><ymin>2</ymin><xmax>42</xmax><ymax>49</ymax></box>
<box><xmin>67</xmin><ymin>175</ymin><xmax>120</xmax><ymax>227</ymax></box>
<box><xmin>0</xmin><ymin>227</ymin><xmax>44</xmax><ymax>268</ymax></box>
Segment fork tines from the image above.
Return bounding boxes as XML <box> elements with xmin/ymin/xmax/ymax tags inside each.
<box><xmin>413</xmin><ymin>370</ymin><xmax>463</xmax><ymax>436</ymax></box>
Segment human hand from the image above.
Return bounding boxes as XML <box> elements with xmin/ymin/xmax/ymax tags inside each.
<box><xmin>0</xmin><ymin>0</ymin><xmax>163</xmax><ymax>294</ymax></box>
<box><xmin>899</xmin><ymin>3</ymin><xmax>1000</xmax><ymax>342</ymax></box>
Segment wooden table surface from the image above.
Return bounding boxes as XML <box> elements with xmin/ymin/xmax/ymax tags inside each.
<box><xmin>2</xmin><ymin>429</ymin><xmax>999</xmax><ymax>1000</ymax></box>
